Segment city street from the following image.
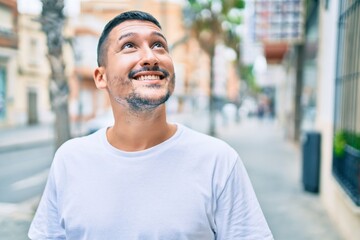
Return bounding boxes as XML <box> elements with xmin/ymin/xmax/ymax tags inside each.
<box><xmin>0</xmin><ymin>144</ymin><xmax>53</xmax><ymax>203</ymax></box>
<box><xmin>1</xmin><ymin>0</ymin><xmax>359</xmax><ymax>239</ymax></box>
<box><xmin>0</xmin><ymin>125</ymin><xmax>54</xmax><ymax>240</ymax></box>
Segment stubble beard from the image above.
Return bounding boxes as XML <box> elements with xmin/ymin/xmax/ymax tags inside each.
<box><xmin>110</xmin><ymin>74</ymin><xmax>175</xmax><ymax>113</ymax></box>
<box><xmin>126</xmin><ymin>89</ymin><xmax>171</xmax><ymax>112</ymax></box>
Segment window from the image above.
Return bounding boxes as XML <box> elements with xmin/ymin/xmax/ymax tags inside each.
<box><xmin>28</xmin><ymin>38</ymin><xmax>40</xmax><ymax>67</ymax></box>
<box><xmin>0</xmin><ymin>5</ymin><xmax>13</xmax><ymax>35</ymax></box>
<box><xmin>332</xmin><ymin>0</ymin><xmax>360</xmax><ymax>206</ymax></box>
<box><xmin>0</xmin><ymin>66</ymin><xmax>6</xmax><ymax>120</ymax></box>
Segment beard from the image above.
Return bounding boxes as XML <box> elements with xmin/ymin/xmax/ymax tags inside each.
<box><xmin>110</xmin><ymin>73</ymin><xmax>175</xmax><ymax>113</ymax></box>
<box><xmin>125</xmin><ymin>88</ymin><xmax>172</xmax><ymax>112</ymax></box>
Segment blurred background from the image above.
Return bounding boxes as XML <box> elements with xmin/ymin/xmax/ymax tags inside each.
<box><xmin>0</xmin><ymin>0</ymin><xmax>359</xmax><ymax>239</ymax></box>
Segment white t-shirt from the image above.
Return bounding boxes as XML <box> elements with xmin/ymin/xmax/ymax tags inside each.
<box><xmin>29</xmin><ymin>123</ymin><xmax>273</xmax><ymax>240</ymax></box>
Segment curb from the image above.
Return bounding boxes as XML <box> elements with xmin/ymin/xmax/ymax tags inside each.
<box><xmin>0</xmin><ymin>196</ymin><xmax>40</xmax><ymax>221</ymax></box>
<box><xmin>0</xmin><ymin>139</ymin><xmax>54</xmax><ymax>153</ymax></box>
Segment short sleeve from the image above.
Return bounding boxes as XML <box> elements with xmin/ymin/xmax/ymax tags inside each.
<box><xmin>28</xmin><ymin>157</ymin><xmax>66</xmax><ymax>240</ymax></box>
<box><xmin>214</xmin><ymin>158</ymin><xmax>273</xmax><ymax>240</ymax></box>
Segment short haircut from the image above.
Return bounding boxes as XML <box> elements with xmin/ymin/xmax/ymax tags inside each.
<box><xmin>97</xmin><ymin>10</ymin><xmax>162</xmax><ymax>67</ymax></box>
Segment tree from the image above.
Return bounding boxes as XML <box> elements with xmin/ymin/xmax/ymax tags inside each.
<box><xmin>293</xmin><ymin>0</ymin><xmax>319</xmax><ymax>142</ymax></box>
<box><xmin>40</xmin><ymin>0</ymin><xmax>71</xmax><ymax>149</ymax></box>
<box><xmin>184</xmin><ymin>0</ymin><xmax>245</xmax><ymax>136</ymax></box>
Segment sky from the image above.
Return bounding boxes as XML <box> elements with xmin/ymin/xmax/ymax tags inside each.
<box><xmin>18</xmin><ymin>0</ymin><xmax>80</xmax><ymax>16</ymax></box>
<box><xmin>18</xmin><ymin>0</ymin><xmax>186</xmax><ymax>16</ymax></box>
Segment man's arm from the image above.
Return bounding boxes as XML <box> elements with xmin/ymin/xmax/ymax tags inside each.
<box><xmin>28</xmin><ymin>160</ymin><xmax>65</xmax><ymax>240</ymax></box>
<box><xmin>214</xmin><ymin>158</ymin><xmax>273</xmax><ymax>239</ymax></box>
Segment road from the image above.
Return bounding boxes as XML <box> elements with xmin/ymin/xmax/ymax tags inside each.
<box><xmin>0</xmin><ymin>143</ymin><xmax>54</xmax><ymax>204</ymax></box>
<box><xmin>0</xmin><ymin>143</ymin><xmax>54</xmax><ymax>240</ymax></box>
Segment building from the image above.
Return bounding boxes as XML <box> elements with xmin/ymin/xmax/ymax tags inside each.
<box><xmin>5</xmin><ymin>1</ymin><xmax>74</xmax><ymax>129</ymax></box>
<box><xmin>17</xmin><ymin>13</ymin><xmax>53</xmax><ymax>125</ymax></box>
<box><xmin>0</xmin><ymin>0</ymin><xmax>18</xmax><ymax>127</ymax></box>
<box><xmin>317</xmin><ymin>1</ymin><xmax>360</xmax><ymax>239</ymax></box>
<box><xmin>243</xmin><ymin>0</ymin><xmax>301</xmax><ymax>123</ymax></box>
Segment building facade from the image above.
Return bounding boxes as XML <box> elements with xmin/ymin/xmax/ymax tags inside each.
<box><xmin>0</xmin><ymin>0</ymin><xmax>18</xmax><ymax>127</ymax></box>
<box><xmin>17</xmin><ymin>13</ymin><xmax>53</xmax><ymax>125</ymax></box>
<box><xmin>317</xmin><ymin>1</ymin><xmax>360</xmax><ymax>239</ymax></box>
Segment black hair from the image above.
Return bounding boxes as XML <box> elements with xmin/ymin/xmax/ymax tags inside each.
<box><xmin>96</xmin><ymin>10</ymin><xmax>162</xmax><ymax>67</ymax></box>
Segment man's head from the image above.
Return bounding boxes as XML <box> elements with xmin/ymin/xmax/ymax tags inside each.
<box><xmin>97</xmin><ymin>11</ymin><xmax>162</xmax><ymax>67</ymax></box>
<box><xmin>93</xmin><ymin>10</ymin><xmax>175</xmax><ymax>112</ymax></box>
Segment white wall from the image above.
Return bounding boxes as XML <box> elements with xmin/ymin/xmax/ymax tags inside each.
<box><xmin>317</xmin><ymin>1</ymin><xmax>360</xmax><ymax>239</ymax></box>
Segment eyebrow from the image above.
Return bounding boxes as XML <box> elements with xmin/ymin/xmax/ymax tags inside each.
<box><xmin>118</xmin><ymin>31</ymin><xmax>167</xmax><ymax>43</ymax></box>
<box><xmin>152</xmin><ymin>32</ymin><xmax>167</xmax><ymax>43</ymax></box>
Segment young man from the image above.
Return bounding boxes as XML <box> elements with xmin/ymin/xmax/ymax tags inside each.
<box><xmin>28</xmin><ymin>11</ymin><xmax>273</xmax><ymax>239</ymax></box>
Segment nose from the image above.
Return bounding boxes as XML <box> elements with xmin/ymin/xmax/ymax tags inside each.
<box><xmin>139</xmin><ymin>46</ymin><xmax>159</xmax><ymax>67</ymax></box>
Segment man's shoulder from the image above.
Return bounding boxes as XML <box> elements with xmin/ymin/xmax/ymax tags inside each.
<box><xmin>57</xmin><ymin>127</ymin><xmax>105</xmax><ymax>154</ymax></box>
<box><xmin>179</xmin><ymin>124</ymin><xmax>238</xmax><ymax>157</ymax></box>
<box><xmin>180</xmin><ymin>124</ymin><xmax>231</xmax><ymax>145</ymax></box>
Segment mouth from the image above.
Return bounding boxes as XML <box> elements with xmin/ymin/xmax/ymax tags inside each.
<box><xmin>134</xmin><ymin>74</ymin><xmax>164</xmax><ymax>81</ymax></box>
<box><xmin>129</xmin><ymin>67</ymin><xmax>169</xmax><ymax>81</ymax></box>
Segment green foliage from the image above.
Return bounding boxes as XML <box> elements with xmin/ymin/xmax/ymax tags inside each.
<box><xmin>185</xmin><ymin>0</ymin><xmax>245</xmax><ymax>55</ymax></box>
<box><xmin>333</xmin><ymin>130</ymin><xmax>360</xmax><ymax>157</ymax></box>
<box><xmin>345</xmin><ymin>131</ymin><xmax>360</xmax><ymax>151</ymax></box>
<box><xmin>334</xmin><ymin>131</ymin><xmax>346</xmax><ymax>157</ymax></box>
<box><xmin>234</xmin><ymin>0</ymin><xmax>245</xmax><ymax>9</ymax></box>
<box><xmin>240</xmin><ymin>65</ymin><xmax>260</xmax><ymax>93</ymax></box>
<box><xmin>226</xmin><ymin>11</ymin><xmax>242</xmax><ymax>25</ymax></box>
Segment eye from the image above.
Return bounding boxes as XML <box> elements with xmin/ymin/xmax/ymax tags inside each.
<box><xmin>153</xmin><ymin>42</ymin><xmax>165</xmax><ymax>49</ymax></box>
<box><xmin>122</xmin><ymin>42</ymin><xmax>135</xmax><ymax>49</ymax></box>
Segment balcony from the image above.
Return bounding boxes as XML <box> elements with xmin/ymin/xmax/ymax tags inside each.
<box><xmin>0</xmin><ymin>28</ymin><xmax>18</xmax><ymax>49</ymax></box>
<box><xmin>0</xmin><ymin>0</ymin><xmax>18</xmax><ymax>49</ymax></box>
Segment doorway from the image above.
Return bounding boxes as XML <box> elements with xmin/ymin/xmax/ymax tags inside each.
<box><xmin>27</xmin><ymin>89</ymin><xmax>38</xmax><ymax>125</ymax></box>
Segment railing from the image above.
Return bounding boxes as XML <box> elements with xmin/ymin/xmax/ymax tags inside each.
<box><xmin>332</xmin><ymin>0</ymin><xmax>360</xmax><ymax>206</ymax></box>
<box><xmin>333</xmin><ymin>146</ymin><xmax>360</xmax><ymax>206</ymax></box>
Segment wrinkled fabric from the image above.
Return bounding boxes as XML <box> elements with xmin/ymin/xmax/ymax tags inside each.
<box><xmin>29</xmin><ymin>124</ymin><xmax>273</xmax><ymax>240</ymax></box>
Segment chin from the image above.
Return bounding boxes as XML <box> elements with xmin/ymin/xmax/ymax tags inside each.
<box><xmin>126</xmin><ymin>91</ymin><xmax>172</xmax><ymax>111</ymax></box>
<box><xmin>140</xmin><ymin>87</ymin><xmax>173</xmax><ymax>101</ymax></box>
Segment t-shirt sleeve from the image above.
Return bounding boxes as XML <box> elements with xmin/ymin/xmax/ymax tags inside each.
<box><xmin>28</xmin><ymin>158</ymin><xmax>66</xmax><ymax>240</ymax></box>
<box><xmin>214</xmin><ymin>157</ymin><xmax>274</xmax><ymax>240</ymax></box>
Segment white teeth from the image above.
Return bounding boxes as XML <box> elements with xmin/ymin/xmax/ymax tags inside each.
<box><xmin>137</xmin><ymin>75</ymin><xmax>160</xmax><ymax>81</ymax></box>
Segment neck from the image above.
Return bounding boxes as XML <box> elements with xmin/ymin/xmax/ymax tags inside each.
<box><xmin>107</xmin><ymin>105</ymin><xmax>176</xmax><ymax>152</ymax></box>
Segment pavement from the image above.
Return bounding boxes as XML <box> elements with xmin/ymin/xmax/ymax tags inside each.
<box><xmin>0</xmin><ymin>124</ymin><xmax>53</xmax><ymax>153</ymax></box>
<box><xmin>0</xmin><ymin>112</ymin><xmax>344</xmax><ymax>240</ymax></box>
<box><xmin>217</xmin><ymin>118</ymin><xmax>343</xmax><ymax>240</ymax></box>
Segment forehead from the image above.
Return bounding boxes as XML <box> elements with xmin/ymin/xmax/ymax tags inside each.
<box><xmin>111</xmin><ymin>20</ymin><xmax>163</xmax><ymax>38</ymax></box>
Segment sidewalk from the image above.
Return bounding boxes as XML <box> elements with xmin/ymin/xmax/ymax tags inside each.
<box><xmin>215</xmin><ymin>117</ymin><xmax>343</xmax><ymax>240</ymax></box>
<box><xmin>0</xmin><ymin>124</ymin><xmax>53</xmax><ymax>153</ymax></box>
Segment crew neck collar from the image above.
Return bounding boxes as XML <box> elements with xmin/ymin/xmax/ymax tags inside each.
<box><xmin>100</xmin><ymin>123</ymin><xmax>183</xmax><ymax>159</ymax></box>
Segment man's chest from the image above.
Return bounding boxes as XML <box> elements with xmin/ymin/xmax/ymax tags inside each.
<box><xmin>59</xmin><ymin>167</ymin><xmax>215</xmax><ymax>239</ymax></box>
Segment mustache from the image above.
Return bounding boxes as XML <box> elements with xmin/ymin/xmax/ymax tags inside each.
<box><xmin>128</xmin><ymin>66</ymin><xmax>170</xmax><ymax>79</ymax></box>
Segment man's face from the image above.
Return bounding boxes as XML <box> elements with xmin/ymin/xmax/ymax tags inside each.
<box><xmin>100</xmin><ymin>20</ymin><xmax>175</xmax><ymax>112</ymax></box>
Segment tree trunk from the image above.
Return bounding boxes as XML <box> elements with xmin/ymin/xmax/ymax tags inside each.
<box><xmin>40</xmin><ymin>0</ymin><xmax>71</xmax><ymax>150</ymax></box>
<box><xmin>54</xmin><ymin>102</ymin><xmax>71</xmax><ymax>149</ymax></box>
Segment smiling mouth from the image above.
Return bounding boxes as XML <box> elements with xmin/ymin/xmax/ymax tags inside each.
<box><xmin>130</xmin><ymin>67</ymin><xmax>169</xmax><ymax>81</ymax></box>
<box><xmin>135</xmin><ymin>75</ymin><xmax>163</xmax><ymax>81</ymax></box>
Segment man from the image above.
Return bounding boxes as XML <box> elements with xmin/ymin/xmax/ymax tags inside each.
<box><xmin>29</xmin><ymin>11</ymin><xmax>273</xmax><ymax>239</ymax></box>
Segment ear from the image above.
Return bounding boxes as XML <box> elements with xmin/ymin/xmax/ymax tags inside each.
<box><xmin>93</xmin><ymin>66</ymin><xmax>107</xmax><ymax>89</ymax></box>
